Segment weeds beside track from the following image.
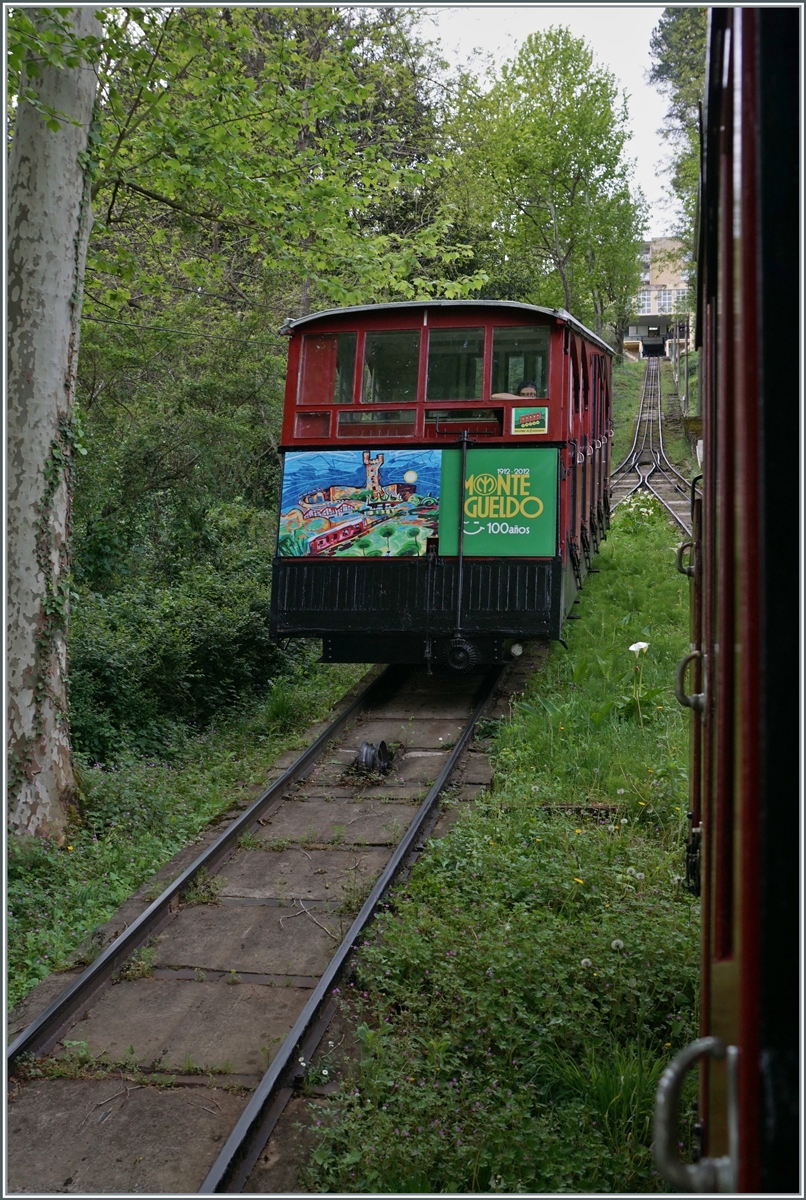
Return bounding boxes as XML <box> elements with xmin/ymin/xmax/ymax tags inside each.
<box><xmin>301</xmin><ymin>498</ymin><xmax>699</xmax><ymax>1194</ymax></box>
<box><xmin>7</xmin><ymin>659</ymin><xmax>368</xmax><ymax>1012</ymax></box>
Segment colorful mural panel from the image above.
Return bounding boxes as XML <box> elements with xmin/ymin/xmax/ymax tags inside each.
<box><xmin>278</xmin><ymin>449</ymin><xmax>442</xmax><ymax>557</ymax></box>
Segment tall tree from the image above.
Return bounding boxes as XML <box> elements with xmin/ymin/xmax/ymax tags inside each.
<box><xmin>7</xmin><ymin>6</ymin><xmax>102</xmax><ymax>839</ymax></box>
<box><xmin>82</xmin><ymin>7</ymin><xmax>482</xmax><ymax>319</ymax></box>
<box><xmin>446</xmin><ymin>27</ymin><xmax>645</xmax><ymax>333</ymax></box>
<box><xmin>585</xmin><ymin>187</ymin><xmax>648</xmax><ymax>349</ymax></box>
<box><xmin>648</xmin><ymin>7</ymin><xmax>708</xmax><ymax>248</ymax></box>
<box><xmin>8</xmin><ymin>7</ymin><xmax>485</xmax><ymax>833</ymax></box>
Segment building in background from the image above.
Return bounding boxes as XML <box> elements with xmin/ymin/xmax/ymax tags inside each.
<box><xmin>624</xmin><ymin>237</ymin><xmax>692</xmax><ymax>359</ymax></box>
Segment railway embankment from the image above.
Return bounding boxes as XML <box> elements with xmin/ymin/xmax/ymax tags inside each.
<box><xmin>7</xmin><ymin>660</ymin><xmax>369</xmax><ymax>1015</ymax></box>
<box><xmin>610</xmin><ymin>359</ymin><xmax>646</xmax><ymax>466</ymax></box>
<box><xmin>282</xmin><ymin>497</ymin><xmax>700</xmax><ymax>1195</ymax></box>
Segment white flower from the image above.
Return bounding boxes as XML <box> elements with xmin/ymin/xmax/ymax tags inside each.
<box><xmin>636</xmin><ymin>872</ymin><xmax>645</xmax><ymax>881</ymax></box>
<box><xmin>607</xmin><ymin>824</ymin><xmax>616</xmax><ymax>833</ymax></box>
<box><xmin>581</xmin><ymin>958</ymin><xmax>592</xmax><ymax>968</ymax></box>
<box><xmin>299</xmin><ymin>1057</ymin><xmax>306</xmax><ymax>1066</ymax></box>
<box><xmin>322</xmin><ymin>1069</ymin><xmax>329</xmax><ymax>1077</ymax></box>
<box><xmin>621</xmin><ymin>818</ymin><xmax>628</xmax><ymax>825</ymax></box>
<box><xmin>629</xmin><ymin>642</ymin><xmax>650</xmax><ymax>655</ymax></box>
<box><xmin>611</xmin><ymin>939</ymin><xmax>624</xmax><ymax>951</ymax></box>
<box><xmin>617</xmin><ymin>788</ymin><xmax>625</xmax><ymax>795</ymax></box>
<box><xmin>626</xmin><ymin>867</ymin><xmax>637</xmax><ymax>877</ymax></box>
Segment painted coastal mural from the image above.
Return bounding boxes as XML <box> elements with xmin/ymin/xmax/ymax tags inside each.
<box><xmin>278</xmin><ymin>449</ymin><xmax>442</xmax><ymax>557</ymax></box>
<box><xmin>277</xmin><ymin>447</ymin><xmax>559</xmax><ymax>558</ymax></box>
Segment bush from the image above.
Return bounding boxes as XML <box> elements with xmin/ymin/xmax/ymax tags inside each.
<box><xmin>69</xmin><ymin>501</ymin><xmax>300</xmax><ymax>762</ymax></box>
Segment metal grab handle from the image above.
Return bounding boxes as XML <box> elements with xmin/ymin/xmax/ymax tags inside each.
<box><xmin>654</xmin><ymin>1037</ymin><xmax>738</xmax><ymax>1192</ymax></box>
<box><xmin>676</xmin><ymin>650</ymin><xmax>705</xmax><ymax>712</ymax></box>
<box><xmin>676</xmin><ymin>540</ymin><xmax>695</xmax><ymax>577</ymax></box>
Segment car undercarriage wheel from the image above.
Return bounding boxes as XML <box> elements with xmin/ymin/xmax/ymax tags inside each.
<box><xmin>447</xmin><ymin>637</ymin><xmax>478</xmax><ymax>672</ymax></box>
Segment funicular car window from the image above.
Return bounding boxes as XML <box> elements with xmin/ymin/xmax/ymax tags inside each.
<box><xmin>426</xmin><ymin>328</ymin><xmax>485</xmax><ymax>400</ymax></box>
<box><xmin>362</xmin><ymin>330</ymin><xmax>420</xmax><ymax>403</ymax></box>
<box><xmin>492</xmin><ymin>326</ymin><xmax>549</xmax><ymax>397</ymax></box>
<box><xmin>299</xmin><ymin>333</ymin><xmax>356</xmax><ymax>404</ymax></box>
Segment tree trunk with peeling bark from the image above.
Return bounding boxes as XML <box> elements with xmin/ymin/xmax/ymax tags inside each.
<box><xmin>7</xmin><ymin>7</ymin><xmax>101</xmax><ymax>839</ymax></box>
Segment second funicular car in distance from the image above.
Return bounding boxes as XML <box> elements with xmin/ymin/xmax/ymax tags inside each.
<box><xmin>269</xmin><ymin>300</ymin><xmax>613</xmax><ymax>670</ymax></box>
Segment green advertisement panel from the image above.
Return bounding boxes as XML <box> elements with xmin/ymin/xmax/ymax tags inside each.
<box><xmin>438</xmin><ymin>448</ymin><xmax>558</xmax><ymax>557</ymax></box>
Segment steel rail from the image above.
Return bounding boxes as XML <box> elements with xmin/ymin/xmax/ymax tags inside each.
<box><xmin>7</xmin><ymin>664</ymin><xmax>405</xmax><ymax>1067</ymax></box>
<box><xmin>634</xmin><ymin>380</ymin><xmax>693</xmax><ymax>534</ymax></box>
<box><xmin>646</xmin><ymin>359</ymin><xmax>698</xmax><ymax>498</ymax></box>
<box><xmin>651</xmin><ymin>367</ymin><xmax>699</xmax><ymax>494</ymax></box>
<box><xmin>610</xmin><ymin>360</ymin><xmax>655</xmax><ymax>507</ymax></box>
<box><xmin>643</xmin><ymin>474</ymin><xmax>693</xmax><ymax>534</ymax></box>
<box><xmin>610</xmin><ymin>357</ymin><xmax>654</xmax><ymax>476</ymax></box>
<box><xmin>610</xmin><ymin>359</ymin><xmax>694</xmax><ymax>533</ymax></box>
<box><xmin>610</xmin><ymin>357</ymin><xmax>655</xmax><ymax>478</ymax></box>
<box><xmin>652</xmin><ymin>415</ymin><xmax>695</xmax><ymax>494</ymax></box>
<box><xmin>198</xmin><ymin>665</ymin><xmax>505</xmax><ymax>1194</ymax></box>
<box><xmin>643</xmin><ymin>365</ymin><xmax>695</xmax><ymax>533</ymax></box>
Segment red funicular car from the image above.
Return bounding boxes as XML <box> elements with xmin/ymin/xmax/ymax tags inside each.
<box><xmin>270</xmin><ymin>300</ymin><xmax>613</xmax><ymax>670</ymax></box>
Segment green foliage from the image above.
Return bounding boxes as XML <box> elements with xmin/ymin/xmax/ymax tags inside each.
<box><xmin>648</xmin><ymin>9</ymin><xmax>708</xmax><ymax>134</ymax></box>
<box><xmin>264</xmin><ymin>682</ymin><xmax>296</xmax><ymax>729</ymax></box>
<box><xmin>648</xmin><ymin>9</ymin><xmax>708</xmax><ymax>245</ymax></box>
<box><xmin>68</xmin><ymin>7</ymin><xmax>485</xmax><ymax>315</ymax></box>
<box><xmin>69</xmin><ymin>501</ymin><xmax>297</xmax><ymax>762</ymax></box>
<box><xmin>659</xmin><ymin>357</ymin><xmax>700</xmax><ymax>475</ymax></box>
<box><xmin>302</xmin><ymin>506</ymin><xmax>698</xmax><ymax>1193</ymax></box>
<box><xmin>180</xmin><ymin>869</ymin><xmax>222</xmax><ymax>907</ymax></box>
<box><xmin>445</xmin><ymin>26</ymin><xmax>646</xmax><ymax>338</ymax></box>
<box><xmin>681</xmin><ymin>349</ymin><xmax>699</xmax><ymax>414</ymax></box>
<box><xmin>539</xmin><ymin>1041</ymin><xmax>665</xmax><ymax>1157</ymax></box>
<box><xmin>69</xmin><ymin>289</ymin><xmax>299</xmax><ymax>762</ymax></box>
<box><xmin>55</xmin><ymin>7</ymin><xmax>494</xmax><ymax>768</ymax></box>
<box><xmin>7</xmin><ymin>7</ymin><xmax>103</xmax><ymax>128</ymax></box>
<box><xmin>116</xmin><ymin>944</ymin><xmax>156</xmax><ymax>981</ymax></box>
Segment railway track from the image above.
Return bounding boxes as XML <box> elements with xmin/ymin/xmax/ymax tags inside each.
<box><xmin>609</xmin><ymin>357</ymin><xmax>696</xmax><ymax>535</ymax></box>
<box><xmin>7</xmin><ymin>655</ymin><xmax>534</xmax><ymax>1194</ymax></box>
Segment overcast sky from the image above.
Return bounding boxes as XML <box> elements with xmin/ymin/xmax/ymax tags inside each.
<box><xmin>422</xmin><ymin>4</ymin><xmax>675</xmax><ymax>238</ymax></box>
